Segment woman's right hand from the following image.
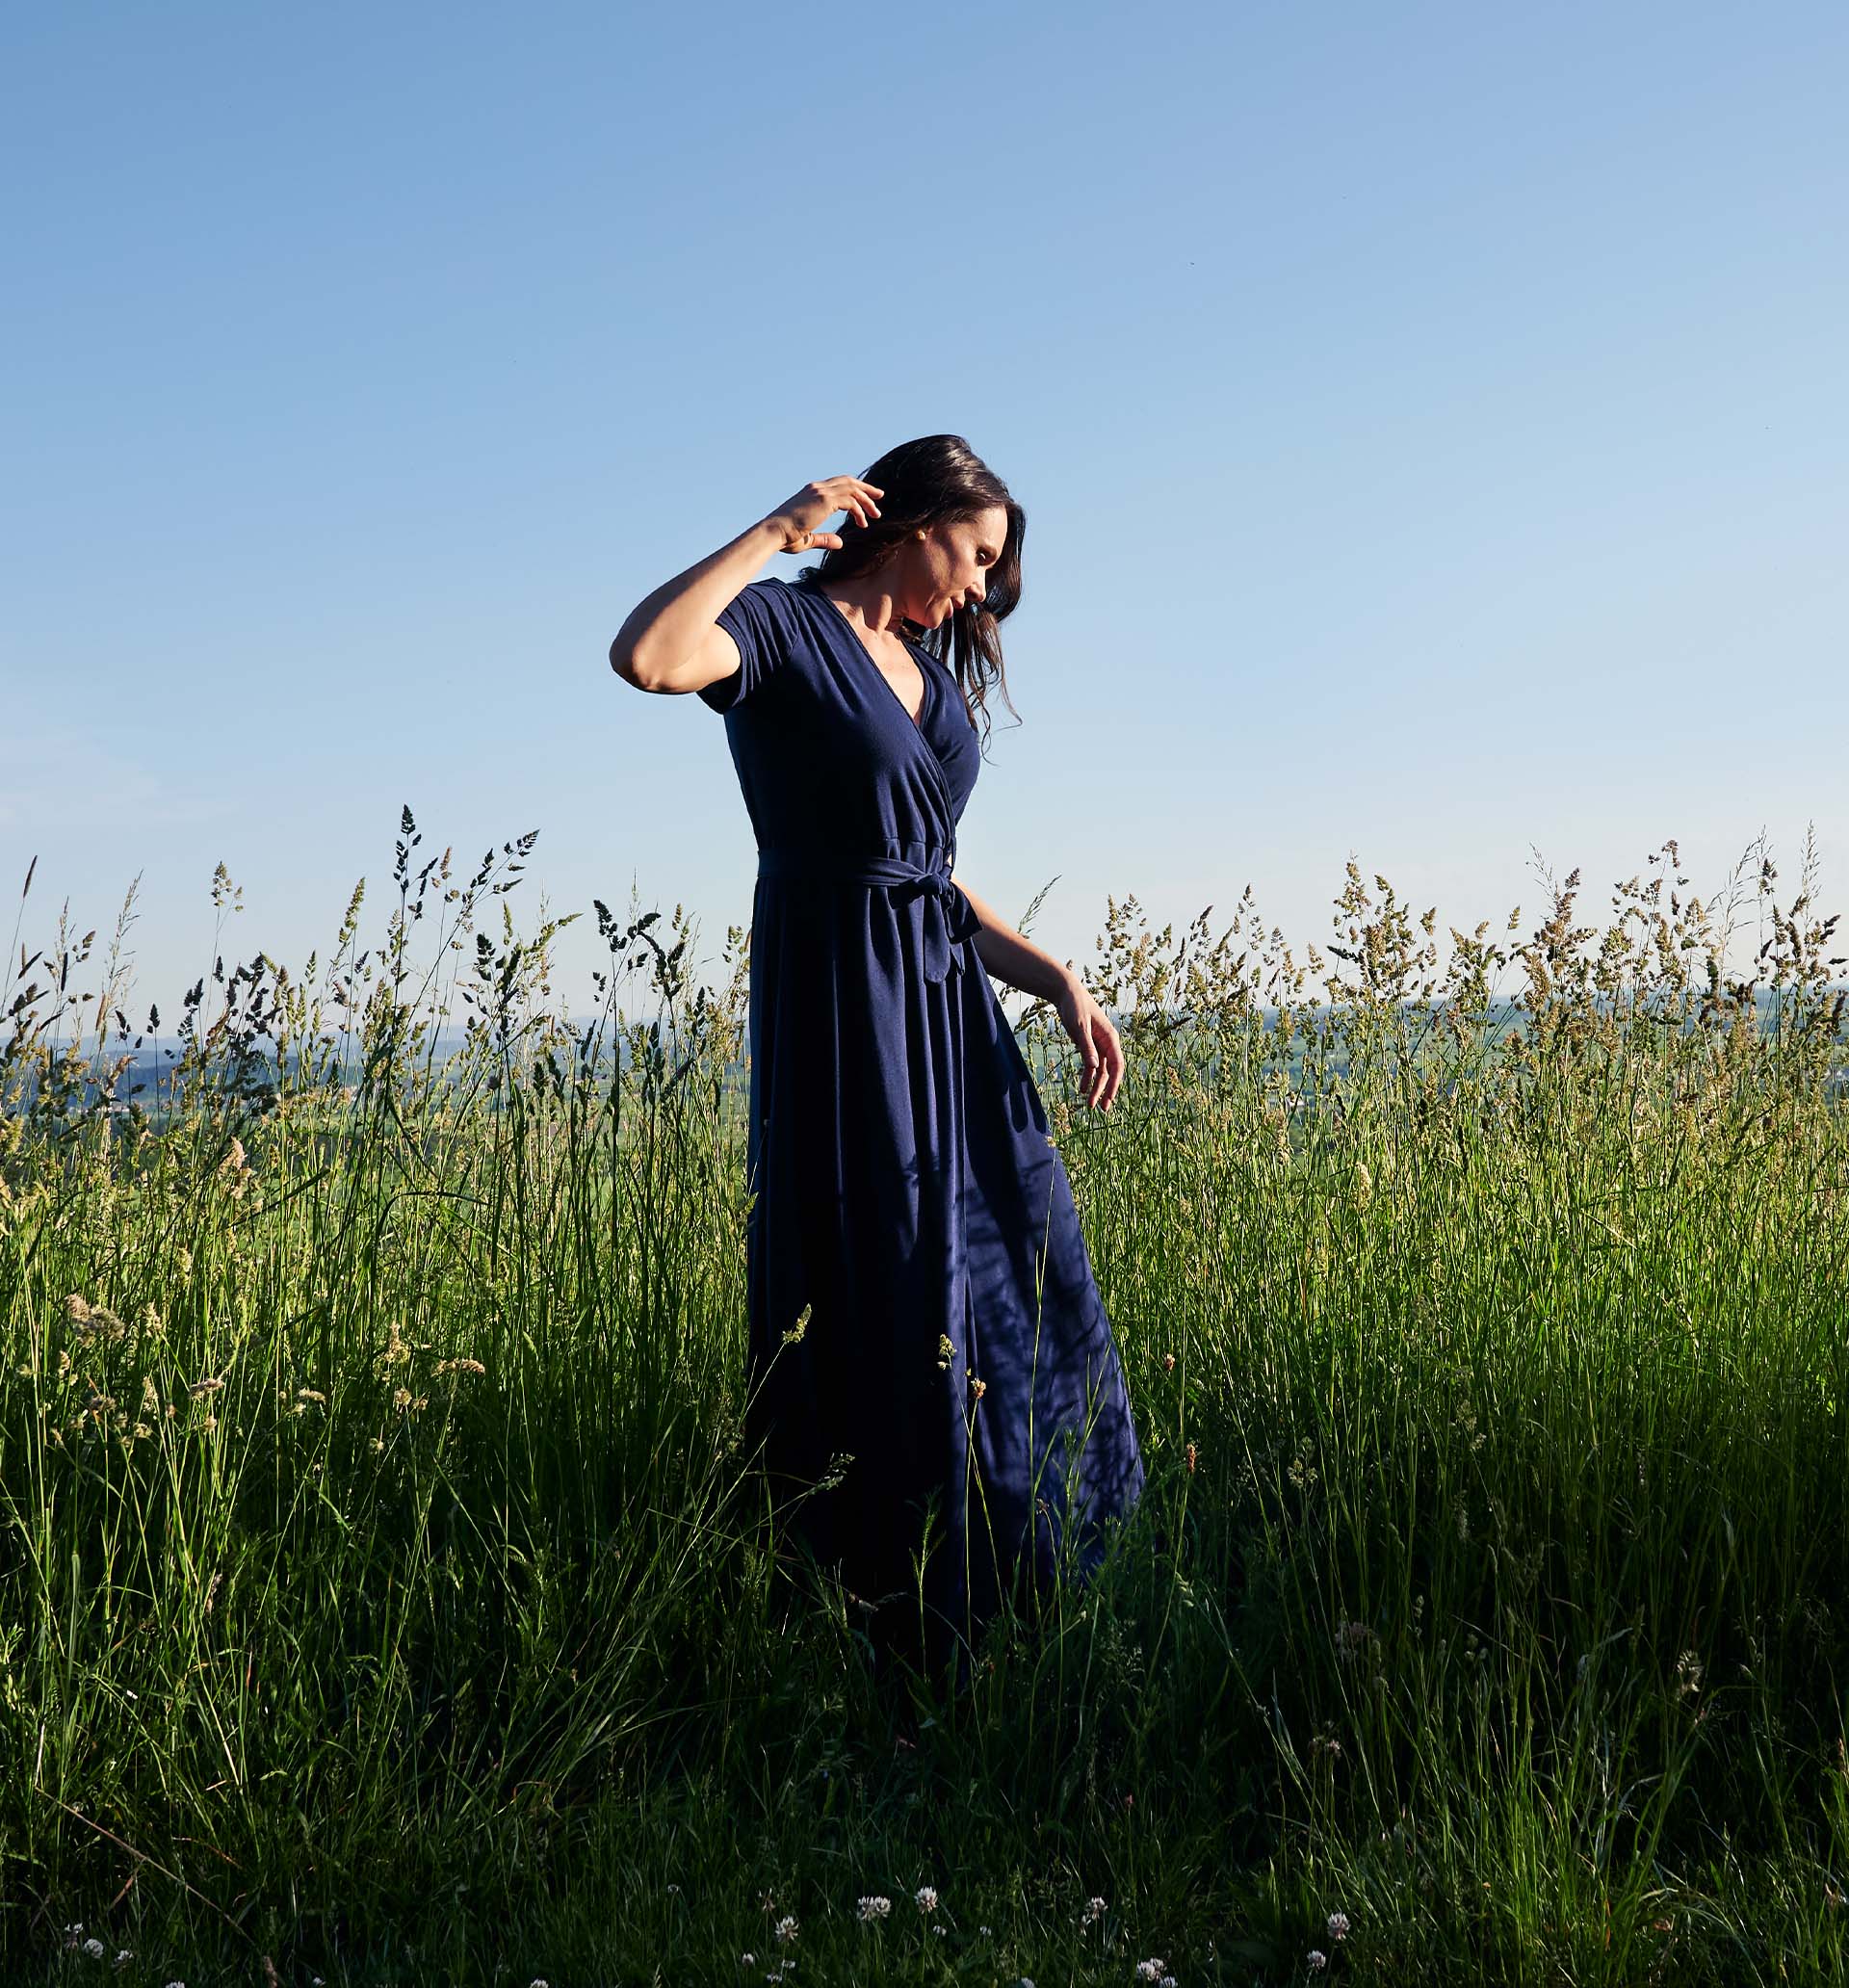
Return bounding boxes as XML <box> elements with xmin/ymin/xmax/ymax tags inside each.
<box><xmin>763</xmin><ymin>476</ymin><xmax>884</xmax><ymax>554</ymax></box>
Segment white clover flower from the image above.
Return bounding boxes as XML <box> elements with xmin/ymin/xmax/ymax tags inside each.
<box><xmin>774</xmin><ymin>1913</ymin><xmax>799</xmax><ymax>1944</ymax></box>
<box><xmin>82</xmin><ymin>1940</ymin><xmax>106</xmax><ymax>1961</ymax></box>
<box><xmin>1082</xmin><ymin>1896</ymin><xmax>1107</xmax><ymax>1923</ymax></box>
<box><xmin>915</xmin><ymin>1885</ymin><xmax>938</xmax><ymax>1913</ymax></box>
<box><xmin>1308</xmin><ymin>1952</ymin><xmax>1328</xmax><ymax>1973</ymax></box>
<box><xmin>1135</xmin><ymin>1961</ymin><xmax>1166</xmax><ymax>1982</ymax></box>
<box><xmin>1327</xmin><ymin>1909</ymin><xmax>1350</xmax><ymax>1940</ymax></box>
<box><xmin>741</xmin><ymin>1955</ymin><xmax>755</xmax><ymax>1968</ymax></box>
<box><xmin>857</xmin><ymin>1896</ymin><xmax>892</xmax><ymax>1922</ymax></box>
<box><xmin>113</xmin><ymin>1954</ymin><xmax>132</xmax><ymax>1969</ymax></box>
<box><xmin>1161</xmin><ymin>1977</ymin><xmax>1178</xmax><ymax>1988</ymax></box>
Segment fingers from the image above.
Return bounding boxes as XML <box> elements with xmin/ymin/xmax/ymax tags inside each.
<box><xmin>1086</xmin><ymin>1013</ymin><xmax>1124</xmax><ymax>1112</ymax></box>
<box><xmin>841</xmin><ymin>479</ymin><xmax>881</xmax><ymax>528</ymax></box>
<box><xmin>1063</xmin><ymin>990</ymin><xmax>1122</xmax><ymax>1114</ymax></box>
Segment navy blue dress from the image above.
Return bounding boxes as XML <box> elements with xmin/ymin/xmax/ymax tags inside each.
<box><xmin>700</xmin><ymin>570</ymin><xmax>1145</xmax><ymax>1667</ymax></box>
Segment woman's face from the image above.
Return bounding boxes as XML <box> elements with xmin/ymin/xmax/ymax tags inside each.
<box><xmin>898</xmin><ymin>505</ymin><xmax>1009</xmax><ymax>629</ymax></box>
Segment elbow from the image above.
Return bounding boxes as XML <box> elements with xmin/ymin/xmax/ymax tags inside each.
<box><xmin>609</xmin><ymin>639</ymin><xmax>655</xmax><ymax>691</ymax></box>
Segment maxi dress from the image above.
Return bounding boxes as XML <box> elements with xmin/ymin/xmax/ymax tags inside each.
<box><xmin>700</xmin><ymin>571</ymin><xmax>1145</xmax><ymax>1665</ymax></box>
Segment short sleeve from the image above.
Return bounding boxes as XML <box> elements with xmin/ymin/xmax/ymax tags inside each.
<box><xmin>697</xmin><ymin>580</ymin><xmax>790</xmax><ymax>713</ymax></box>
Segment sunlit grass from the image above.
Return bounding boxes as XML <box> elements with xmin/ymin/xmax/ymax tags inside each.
<box><xmin>2</xmin><ymin>816</ymin><xmax>1845</xmax><ymax>1985</ymax></box>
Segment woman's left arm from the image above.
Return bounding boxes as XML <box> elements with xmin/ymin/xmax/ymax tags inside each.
<box><xmin>951</xmin><ymin>875</ymin><xmax>1125</xmax><ymax>1112</ymax></box>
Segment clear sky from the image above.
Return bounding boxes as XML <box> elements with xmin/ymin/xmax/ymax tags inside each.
<box><xmin>5</xmin><ymin>1</ymin><xmax>1845</xmax><ymax>1031</ymax></box>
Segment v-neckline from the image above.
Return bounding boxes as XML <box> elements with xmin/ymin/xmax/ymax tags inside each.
<box><xmin>800</xmin><ymin>576</ymin><xmax>933</xmax><ymax>735</ymax></box>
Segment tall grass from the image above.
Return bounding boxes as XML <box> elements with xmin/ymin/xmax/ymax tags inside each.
<box><xmin>2</xmin><ymin>816</ymin><xmax>1846</xmax><ymax>1986</ymax></box>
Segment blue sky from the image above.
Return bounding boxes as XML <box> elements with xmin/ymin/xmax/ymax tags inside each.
<box><xmin>5</xmin><ymin>0</ymin><xmax>1845</xmax><ymax>1031</ymax></box>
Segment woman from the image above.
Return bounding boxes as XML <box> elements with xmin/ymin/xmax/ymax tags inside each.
<box><xmin>609</xmin><ymin>434</ymin><xmax>1145</xmax><ymax>1680</ymax></box>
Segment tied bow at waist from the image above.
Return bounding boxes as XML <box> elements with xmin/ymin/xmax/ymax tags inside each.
<box><xmin>758</xmin><ymin>847</ymin><xmax>983</xmax><ymax>982</ymax></box>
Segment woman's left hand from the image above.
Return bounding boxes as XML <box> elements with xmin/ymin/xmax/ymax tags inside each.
<box><xmin>1055</xmin><ymin>971</ymin><xmax>1124</xmax><ymax>1112</ymax></box>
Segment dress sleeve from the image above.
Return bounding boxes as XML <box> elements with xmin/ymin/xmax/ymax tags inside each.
<box><xmin>697</xmin><ymin>580</ymin><xmax>788</xmax><ymax>713</ymax></box>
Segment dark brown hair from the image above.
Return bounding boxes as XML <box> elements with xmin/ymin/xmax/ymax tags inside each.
<box><xmin>800</xmin><ymin>433</ymin><xmax>1025</xmax><ymax>750</ymax></box>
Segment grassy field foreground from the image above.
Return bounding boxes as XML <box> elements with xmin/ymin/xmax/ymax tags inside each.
<box><xmin>3</xmin><ymin>820</ymin><xmax>1848</xmax><ymax>1986</ymax></box>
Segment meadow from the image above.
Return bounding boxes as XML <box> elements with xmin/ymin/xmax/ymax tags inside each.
<box><xmin>3</xmin><ymin>813</ymin><xmax>1847</xmax><ymax>1987</ymax></box>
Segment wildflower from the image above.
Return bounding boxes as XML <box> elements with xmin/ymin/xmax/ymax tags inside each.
<box><xmin>72</xmin><ymin>1301</ymin><xmax>129</xmax><ymax>1344</ymax></box>
<box><xmin>774</xmin><ymin>1914</ymin><xmax>799</xmax><ymax>1944</ymax></box>
<box><xmin>83</xmin><ymin>1939</ymin><xmax>106</xmax><ymax>1960</ymax></box>
<box><xmin>915</xmin><ymin>1885</ymin><xmax>938</xmax><ymax>1913</ymax></box>
<box><xmin>857</xmin><ymin>1896</ymin><xmax>892</xmax><ymax>1922</ymax></box>
<box><xmin>1135</xmin><ymin>1961</ymin><xmax>1166</xmax><ymax>1982</ymax></box>
<box><xmin>114</xmin><ymin>1953</ymin><xmax>132</xmax><ymax>1968</ymax></box>
<box><xmin>1081</xmin><ymin>1896</ymin><xmax>1107</xmax><ymax>1924</ymax></box>
<box><xmin>1162</xmin><ymin>1351</ymin><xmax>1176</xmax><ymax>1370</ymax></box>
<box><xmin>741</xmin><ymin>1957</ymin><xmax>756</xmax><ymax>1969</ymax></box>
<box><xmin>393</xmin><ymin>1387</ymin><xmax>413</xmax><ymax>1411</ymax></box>
<box><xmin>1326</xmin><ymin>1910</ymin><xmax>1350</xmax><ymax>1940</ymax></box>
<box><xmin>62</xmin><ymin>1925</ymin><xmax>86</xmax><ymax>1950</ymax></box>
<box><xmin>969</xmin><ymin>1374</ymin><xmax>987</xmax><ymax>1401</ymax></box>
<box><xmin>1307</xmin><ymin>1950</ymin><xmax>1328</xmax><ymax>1972</ymax></box>
<box><xmin>1335</xmin><ymin>1618</ymin><xmax>1376</xmax><ymax>1663</ymax></box>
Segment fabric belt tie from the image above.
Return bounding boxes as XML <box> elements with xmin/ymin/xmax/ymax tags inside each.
<box><xmin>759</xmin><ymin>849</ymin><xmax>982</xmax><ymax>983</ymax></box>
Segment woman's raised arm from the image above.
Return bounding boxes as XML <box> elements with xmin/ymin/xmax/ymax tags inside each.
<box><xmin>608</xmin><ymin>476</ymin><xmax>883</xmax><ymax>694</ymax></box>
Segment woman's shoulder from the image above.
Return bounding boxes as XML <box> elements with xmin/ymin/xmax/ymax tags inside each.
<box><xmin>717</xmin><ymin>574</ymin><xmax>816</xmax><ymax>651</ymax></box>
<box><xmin>738</xmin><ymin>573</ymin><xmax>803</xmax><ymax>611</ymax></box>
